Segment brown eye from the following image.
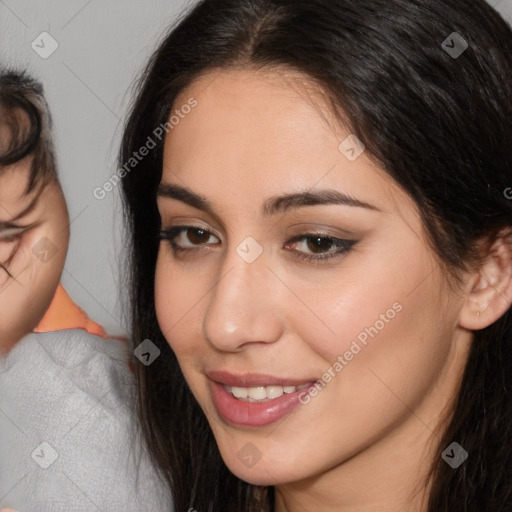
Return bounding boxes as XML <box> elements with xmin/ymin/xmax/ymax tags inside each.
<box><xmin>306</xmin><ymin>236</ymin><xmax>336</xmax><ymax>253</ymax></box>
<box><xmin>159</xmin><ymin>226</ymin><xmax>356</xmax><ymax>264</ymax></box>
<box><xmin>187</xmin><ymin>228</ymin><xmax>211</xmax><ymax>245</ymax></box>
<box><xmin>284</xmin><ymin>233</ymin><xmax>356</xmax><ymax>263</ymax></box>
<box><xmin>159</xmin><ymin>225</ymin><xmax>220</xmax><ymax>255</ymax></box>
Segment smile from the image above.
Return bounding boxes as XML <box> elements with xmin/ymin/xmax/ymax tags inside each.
<box><xmin>224</xmin><ymin>383</ymin><xmax>312</xmax><ymax>402</ymax></box>
<box><xmin>207</xmin><ymin>372</ymin><xmax>320</xmax><ymax>427</ymax></box>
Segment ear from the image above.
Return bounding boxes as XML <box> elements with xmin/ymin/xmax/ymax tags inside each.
<box><xmin>459</xmin><ymin>229</ymin><xmax>512</xmax><ymax>331</ymax></box>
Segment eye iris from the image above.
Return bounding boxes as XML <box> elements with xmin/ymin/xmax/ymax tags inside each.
<box><xmin>188</xmin><ymin>228</ymin><xmax>209</xmax><ymax>244</ymax></box>
<box><xmin>307</xmin><ymin>236</ymin><xmax>331</xmax><ymax>253</ymax></box>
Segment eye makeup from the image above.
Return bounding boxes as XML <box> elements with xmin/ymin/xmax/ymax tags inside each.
<box><xmin>159</xmin><ymin>225</ymin><xmax>357</xmax><ymax>264</ymax></box>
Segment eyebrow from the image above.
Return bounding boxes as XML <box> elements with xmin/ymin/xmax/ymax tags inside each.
<box><xmin>157</xmin><ymin>183</ymin><xmax>381</xmax><ymax>217</ymax></box>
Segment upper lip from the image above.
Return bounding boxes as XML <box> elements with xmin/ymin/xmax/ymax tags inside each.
<box><xmin>207</xmin><ymin>370</ymin><xmax>317</xmax><ymax>388</ymax></box>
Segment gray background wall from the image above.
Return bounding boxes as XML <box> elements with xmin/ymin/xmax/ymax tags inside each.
<box><xmin>0</xmin><ymin>0</ymin><xmax>510</xmax><ymax>336</ymax></box>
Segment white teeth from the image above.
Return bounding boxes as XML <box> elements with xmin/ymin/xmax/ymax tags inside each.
<box><xmin>231</xmin><ymin>386</ymin><xmax>248</xmax><ymax>399</ymax></box>
<box><xmin>248</xmin><ymin>386</ymin><xmax>267</xmax><ymax>400</ymax></box>
<box><xmin>265</xmin><ymin>386</ymin><xmax>284</xmax><ymax>399</ymax></box>
<box><xmin>225</xmin><ymin>383</ymin><xmax>312</xmax><ymax>402</ymax></box>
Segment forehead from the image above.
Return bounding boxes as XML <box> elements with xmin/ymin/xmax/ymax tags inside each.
<box><xmin>170</xmin><ymin>67</ymin><xmax>344</xmax><ymax>154</ymax></box>
<box><xmin>162</xmin><ymin>68</ymin><xmax>403</xmax><ymax>212</ymax></box>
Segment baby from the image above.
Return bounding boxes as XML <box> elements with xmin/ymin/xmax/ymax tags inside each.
<box><xmin>0</xmin><ymin>70</ymin><xmax>171</xmax><ymax>511</ymax></box>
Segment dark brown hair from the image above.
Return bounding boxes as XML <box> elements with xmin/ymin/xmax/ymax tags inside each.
<box><xmin>119</xmin><ymin>1</ymin><xmax>512</xmax><ymax>510</ymax></box>
<box><xmin>0</xmin><ymin>68</ymin><xmax>57</xmax><ymax>193</ymax></box>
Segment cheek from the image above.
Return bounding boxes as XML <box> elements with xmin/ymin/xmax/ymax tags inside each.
<box><xmin>23</xmin><ymin>231</ymin><xmax>64</xmax><ymax>314</ymax></box>
<box><xmin>282</xmin><ymin>265</ymin><xmax>407</xmax><ymax>369</ymax></box>
<box><xmin>0</xmin><ymin>240</ymin><xmax>60</xmax><ymax>352</ymax></box>
<box><xmin>154</xmin><ymin>249</ymin><xmax>198</xmax><ymax>353</ymax></box>
<box><xmin>294</xmin><ymin>248</ymin><xmax>452</xmax><ymax>415</ymax></box>
<box><xmin>154</xmin><ymin>252</ymin><xmax>211</xmax><ymax>403</ymax></box>
<box><xmin>313</xmin><ymin>274</ymin><xmax>452</xmax><ymax>430</ymax></box>
<box><xmin>154</xmin><ymin>252</ymin><xmax>171</xmax><ymax>340</ymax></box>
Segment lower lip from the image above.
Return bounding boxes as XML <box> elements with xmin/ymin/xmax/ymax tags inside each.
<box><xmin>208</xmin><ymin>379</ymin><xmax>316</xmax><ymax>427</ymax></box>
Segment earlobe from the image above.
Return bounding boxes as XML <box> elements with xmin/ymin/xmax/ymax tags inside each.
<box><xmin>459</xmin><ymin>229</ymin><xmax>512</xmax><ymax>331</ymax></box>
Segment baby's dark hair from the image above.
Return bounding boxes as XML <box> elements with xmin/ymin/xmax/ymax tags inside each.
<box><xmin>0</xmin><ymin>68</ymin><xmax>57</xmax><ymax>194</ymax></box>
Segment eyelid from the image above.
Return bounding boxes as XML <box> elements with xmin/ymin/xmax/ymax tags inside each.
<box><xmin>161</xmin><ymin>218</ymin><xmax>221</xmax><ymax>236</ymax></box>
<box><xmin>285</xmin><ymin>222</ymin><xmax>356</xmax><ymax>239</ymax></box>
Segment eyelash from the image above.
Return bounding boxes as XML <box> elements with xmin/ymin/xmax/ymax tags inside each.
<box><xmin>158</xmin><ymin>225</ymin><xmax>356</xmax><ymax>263</ymax></box>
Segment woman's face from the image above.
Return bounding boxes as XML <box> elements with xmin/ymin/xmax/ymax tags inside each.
<box><xmin>155</xmin><ymin>68</ymin><xmax>472</xmax><ymax>489</ymax></box>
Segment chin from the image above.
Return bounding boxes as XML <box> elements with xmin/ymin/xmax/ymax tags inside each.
<box><xmin>228</xmin><ymin>464</ymin><xmax>283</xmax><ymax>486</ymax></box>
<box><xmin>220</xmin><ymin>450</ymin><xmax>303</xmax><ymax>487</ymax></box>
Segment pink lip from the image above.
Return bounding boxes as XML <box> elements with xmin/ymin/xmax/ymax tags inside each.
<box><xmin>207</xmin><ymin>372</ymin><xmax>318</xmax><ymax>427</ymax></box>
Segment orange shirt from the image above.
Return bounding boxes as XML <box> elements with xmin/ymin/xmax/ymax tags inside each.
<box><xmin>34</xmin><ymin>283</ymin><xmax>111</xmax><ymax>338</ymax></box>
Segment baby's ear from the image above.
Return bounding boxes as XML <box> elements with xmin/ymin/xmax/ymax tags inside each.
<box><xmin>459</xmin><ymin>228</ymin><xmax>512</xmax><ymax>330</ymax></box>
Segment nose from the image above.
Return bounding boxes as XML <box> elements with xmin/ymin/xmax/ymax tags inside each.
<box><xmin>202</xmin><ymin>240</ymin><xmax>284</xmax><ymax>352</ymax></box>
